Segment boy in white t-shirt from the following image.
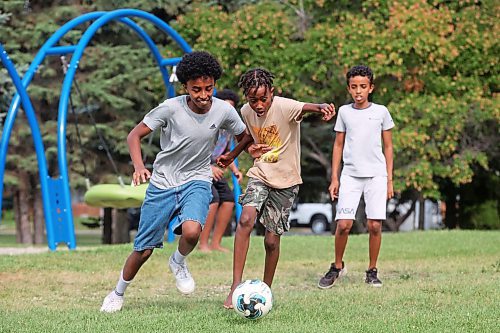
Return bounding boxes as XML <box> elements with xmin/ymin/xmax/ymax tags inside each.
<box><xmin>318</xmin><ymin>65</ymin><xmax>394</xmax><ymax>289</ymax></box>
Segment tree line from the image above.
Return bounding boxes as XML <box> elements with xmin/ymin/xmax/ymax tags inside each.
<box><xmin>0</xmin><ymin>0</ymin><xmax>498</xmax><ymax>243</ymax></box>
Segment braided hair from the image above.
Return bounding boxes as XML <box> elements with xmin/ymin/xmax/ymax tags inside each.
<box><xmin>238</xmin><ymin>68</ymin><xmax>275</xmax><ymax>96</ymax></box>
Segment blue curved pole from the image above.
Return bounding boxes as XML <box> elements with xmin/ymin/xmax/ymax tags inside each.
<box><xmin>0</xmin><ymin>9</ymin><xmax>192</xmax><ymax>250</ymax></box>
<box><xmin>0</xmin><ymin>10</ymin><xmax>186</xmax><ymax>216</ymax></box>
<box><xmin>230</xmin><ymin>139</ymin><xmax>243</xmax><ymax>222</ymax></box>
<box><xmin>0</xmin><ymin>44</ymin><xmax>60</xmax><ymax>248</ymax></box>
<box><xmin>0</xmin><ymin>12</ymin><xmax>104</xmax><ymax>222</ymax></box>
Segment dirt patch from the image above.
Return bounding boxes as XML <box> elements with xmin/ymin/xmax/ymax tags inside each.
<box><xmin>0</xmin><ymin>247</ymin><xmax>49</xmax><ymax>255</ymax></box>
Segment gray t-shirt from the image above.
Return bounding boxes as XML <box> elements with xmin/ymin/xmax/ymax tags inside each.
<box><xmin>334</xmin><ymin>103</ymin><xmax>394</xmax><ymax>177</ymax></box>
<box><xmin>143</xmin><ymin>95</ymin><xmax>246</xmax><ymax>189</ymax></box>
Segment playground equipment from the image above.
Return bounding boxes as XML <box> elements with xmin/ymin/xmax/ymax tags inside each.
<box><xmin>0</xmin><ymin>9</ymin><xmax>195</xmax><ymax>250</ymax></box>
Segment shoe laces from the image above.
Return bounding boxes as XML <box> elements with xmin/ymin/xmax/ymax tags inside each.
<box><xmin>325</xmin><ymin>264</ymin><xmax>341</xmax><ymax>279</ymax></box>
<box><xmin>366</xmin><ymin>268</ymin><xmax>378</xmax><ymax>280</ymax></box>
<box><xmin>174</xmin><ymin>262</ymin><xmax>190</xmax><ymax>280</ymax></box>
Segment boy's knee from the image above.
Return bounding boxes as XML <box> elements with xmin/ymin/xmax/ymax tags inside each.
<box><xmin>336</xmin><ymin>220</ymin><xmax>352</xmax><ymax>234</ymax></box>
<box><xmin>238</xmin><ymin>213</ymin><xmax>255</xmax><ymax>231</ymax></box>
<box><xmin>138</xmin><ymin>249</ymin><xmax>153</xmax><ymax>262</ymax></box>
<box><xmin>367</xmin><ymin>220</ymin><xmax>382</xmax><ymax>234</ymax></box>
<box><xmin>182</xmin><ymin>222</ymin><xmax>202</xmax><ymax>243</ymax></box>
<box><xmin>264</xmin><ymin>238</ymin><xmax>279</xmax><ymax>252</ymax></box>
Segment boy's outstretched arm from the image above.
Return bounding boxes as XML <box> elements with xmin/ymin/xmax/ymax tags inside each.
<box><xmin>382</xmin><ymin>129</ymin><xmax>394</xmax><ymax>199</ymax></box>
<box><xmin>301</xmin><ymin>103</ymin><xmax>336</xmax><ymax>121</ymax></box>
<box><xmin>329</xmin><ymin>132</ymin><xmax>345</xmax><ymax>201</ymax></box>
<box><xmin>127</xmin><ymin>122</ymin><xmax>153</xmax><ymax>186</ymax></box>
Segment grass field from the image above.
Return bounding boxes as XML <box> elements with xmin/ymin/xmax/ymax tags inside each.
<box><xmin>0</xmin><ymin>230</ymin><xmax>499</xmax><ymax>332</ymax></box>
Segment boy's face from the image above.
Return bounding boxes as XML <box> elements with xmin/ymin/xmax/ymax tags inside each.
<box><xmin>245</xmin><ymin>86</ymin><xmax>274</xmax><ymax>117</ymax></box>
<box><xmin>184</xmin><ymin>76</ymin><xmax>215</xmax><ymax>112</ymax></box>
<box><xmin>347</xmin><ymin>76</ymin><xmax>374</xmax><ymax>108</ymax></box>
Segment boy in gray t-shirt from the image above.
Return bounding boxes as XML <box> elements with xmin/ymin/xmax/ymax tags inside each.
<box><xmin>101</xmin><ymin>51</ymin><xmax>246</xmax><ymax>313</ymax></box>
<box><xmin>318</xmin><ymin>65</ymin><xmax>394</xmax><ymax>289</ymax></box>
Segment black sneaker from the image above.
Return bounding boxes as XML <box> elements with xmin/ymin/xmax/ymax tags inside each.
<box><xmin>365</xmin><ymin>268</ymin><xmax>382</xmax><ymax>287</ymax></box>
<box><xmin>318</xmin><ymin>262</ymin><xmax>346</xmax><ymax>289</ymax></box>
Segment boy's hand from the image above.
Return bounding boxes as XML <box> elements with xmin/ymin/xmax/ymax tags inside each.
<box><xmin>319</xmin><ymin>103</ymin><xmax>336</xmax><ymax>121</ymax></box>
<box><xmin>211</xmin><ymin>165</ymin><xmax>225</xmax><ymax>181</ymax></box>
<box><xmin>132</xmin><ymin>168</ymin><xmax>151</xmax><ymax>186</ymax></box>
<box><xmin>329</xmin><ymin>179</ymin><xmax>340</xmax><ymax>200</ymax></box>
<box><xmin>216</xmin><ymin>154</ymin><xmax>234</xmax><ymax>168</ymax></box>
<box><xmin>387</xmin><ymin>180</ymin><xmax>394</xmax><ymax>199</ymax></box>
<box><xmin>248</xmin><ymin>143</ymin><xmax>273</xmax><ymax>159</ymax></box>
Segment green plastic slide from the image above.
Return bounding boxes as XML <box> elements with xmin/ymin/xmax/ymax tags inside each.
<box><xmin>84</xmin><ymin>183</ymin><xmax>148</xmax><ymax>208</ymax></box>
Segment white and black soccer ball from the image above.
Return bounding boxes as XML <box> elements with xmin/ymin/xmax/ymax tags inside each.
<box><xmin>232</xmin><ymin>279</ymin><xmax>273</xmax><ymax>320</ymax></box>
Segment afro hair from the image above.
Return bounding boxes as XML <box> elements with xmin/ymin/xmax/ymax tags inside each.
<box><xmin>346</xmin><ymin>65</ymin><xmax>374</xmax><ymax>85</ymax></box>
<box><xmin>176</xmin><ymin>51</ymin><xmax>223</xmax><ymax>84</ymax></box>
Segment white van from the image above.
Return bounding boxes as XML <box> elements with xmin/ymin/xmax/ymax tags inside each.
<box><xmin>288</xmin><ymin>202</ymin><xmax>333</xmax><ymax>234</ymax></box>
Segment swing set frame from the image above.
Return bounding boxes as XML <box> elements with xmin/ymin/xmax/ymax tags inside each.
<box><xmin>0</xmin><ymin>9</ymin><xmax>192</xmax><ymax>250</ymax></box>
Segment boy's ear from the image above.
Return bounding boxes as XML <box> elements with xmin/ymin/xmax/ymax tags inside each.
<box><xmin>369</xmin><ymin>84</ymin><xmax>375</xmax><ymax>93</ymax></box>
<box><xmin>270</xmin><ymin>87</ymin><xmax>275</xmax><ymax>95</ymax></box>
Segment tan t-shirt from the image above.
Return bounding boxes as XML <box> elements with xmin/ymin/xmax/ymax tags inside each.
<box><xmin>241</xmin><ymin>96</ymin><xmax>305</xmax><ymax>189</ymax></box>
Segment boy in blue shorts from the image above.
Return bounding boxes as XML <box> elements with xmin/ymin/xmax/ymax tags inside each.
<box><xmin>100</xmin><ymin>51</ymin><xmax>247</xmax><ymax>313</ymax></box>
<box><xmin>217</xmin><ymin>68</ymin><xmax>336</xmax><ymax>308</ymax></box>
<box><xmin>318</xmin><ymin>65</ymin><xmax>394</xmax><ymax>289</ymax></box>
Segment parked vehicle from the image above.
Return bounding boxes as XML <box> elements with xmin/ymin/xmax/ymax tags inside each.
<box><xmin>289</xmin><ymin>202</ymin><xmax>333</xmax><ymax>234</ymax></box>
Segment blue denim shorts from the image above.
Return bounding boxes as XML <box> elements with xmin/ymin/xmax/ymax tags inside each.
<box><xmin>133</xmin><ymin>180</ymin><xmax>212</xmax><ymax>251</ymax></box>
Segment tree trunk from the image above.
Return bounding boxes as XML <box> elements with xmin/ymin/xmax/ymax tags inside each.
<box><xmin>16</xmin><ymin>171</ymin><xmax>33</xmax><ymax>244</ymax></box>
<box><xmin>112</xmin><ymin>208</ymin><xmax>130</xmax><ymax>244</ymax></box>
<box><xmin>418</xmin><ymin>193</ymin><xmax>425</xmax><ymax>230</ymax></box>
<box><xmin>102</xmin><ymin>207</ymin><xmax>112</xmax><ymax>244</ymax></box>
<box><xmin>13</xmin><ymin>191</ymin><xmax>21</xmax><ymax>243</ymax></box>
<box><xmin>33</xmin><ymin>189</ymin><xmax>45</xmax><ymax>244</ymax></box>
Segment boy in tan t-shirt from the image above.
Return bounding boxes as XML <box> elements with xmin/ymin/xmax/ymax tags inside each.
<box><xmin>217</xmin><ymin>68</ymin><xmax>335</xmax><ymax>308</ymax></box>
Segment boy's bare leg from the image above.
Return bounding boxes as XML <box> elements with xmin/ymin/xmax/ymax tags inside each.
<box><xmin>210</xmin><ymin>201</ymin><xmax>235</xmax><ymax>252</ymax></box>
<box><xmin>366</xmin><ymin>219</ymin><xmax>382</xmax><ymax>269</ymax></box>
<box><xmin>198</xmin><ymin>203</ymin><xmax>218</xmax><ymax>252</ymax></box>
<box><xmin>335</xmin><ymin>219</ymin><xmax>353</xmax><ymax>269</ymax></box>
<box><xmin>223</xmin><ymin>206</ymin><xmax>258</xmax><ymax>308</ymax></box>
<box><xmin>263</xmin><ymin>230</ymin><xmax>281</xmax><ymax>287</ymax></box>
<box><xmin>122</xmin><ymin>249</ymin><xmax>154</xmax><ymax>281</ymax></box>
<box><xmin>179</xmin><ymin>220</ymin><xmax>203</xmax><ymax>255</ymax></box>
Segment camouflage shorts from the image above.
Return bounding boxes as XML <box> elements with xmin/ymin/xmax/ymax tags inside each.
<box><xmin>239</xmin><ymin>177</ymin><xmax>299</xmax><ymax>235</ymax></box>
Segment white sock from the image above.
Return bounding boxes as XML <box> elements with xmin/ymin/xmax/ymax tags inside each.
<box><xmin>115</xmin><ymin>270</ymin><xmax>131</xmax><ymax>296</ymax></box>
<box><xmin>173</xmin><ymin>249</ymin><xmax>186</xmax><ymax>264</ymax></box>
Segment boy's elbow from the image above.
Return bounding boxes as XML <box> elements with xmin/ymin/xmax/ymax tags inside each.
<box><xmin>127</xmin><ymin>131</ymin><xmax>139</xmax><ymax>145</ymax></box>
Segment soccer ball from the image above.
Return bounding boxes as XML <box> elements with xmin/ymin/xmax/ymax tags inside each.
<box><xmin>232</xmin><ymin>279</ymin><xmax>273</xmax><ymax>320</ymax></box>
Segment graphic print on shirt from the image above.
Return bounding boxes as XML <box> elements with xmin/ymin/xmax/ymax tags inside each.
<box><xmin>252</xmin><ymin>124</ymin><xmax>281</xmax><ymax>163</ymax></box>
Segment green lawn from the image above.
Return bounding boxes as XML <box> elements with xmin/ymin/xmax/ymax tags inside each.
<box><xmin>0</xmin><ymin>230</ymin><xmax>498</xmax><ymax>333</ymax></box>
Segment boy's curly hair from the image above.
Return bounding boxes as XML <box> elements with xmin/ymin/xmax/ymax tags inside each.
<box><xmin>216</xmin><ymin>89</ymin><xmax>240</xmax><ymax>106</ymax></box>
<box><xmin>176</xmin><ymin>51</ymin><xmax>222</xmax><ymax>84</ymax></box>
<box><xmin>346</xmin><ymin>65</ymin><xmax>374</xmax><ymax>85</ymax></box>
<box><xmin>238</xmin><ymin>68</ymin><xmax>274</xmax><ymax>96</ymax></box>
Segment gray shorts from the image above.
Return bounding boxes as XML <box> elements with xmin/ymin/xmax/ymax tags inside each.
<box><xmin>239</xmin><ymin>177</ymin><xmax>299</xmax><ymax>235</ymax></box>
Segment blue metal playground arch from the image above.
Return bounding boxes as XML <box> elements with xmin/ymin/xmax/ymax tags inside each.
<box><xmin>0</xmin><ymin>9</ymin><xmax>195</xmax><ymax>250</ymax></box>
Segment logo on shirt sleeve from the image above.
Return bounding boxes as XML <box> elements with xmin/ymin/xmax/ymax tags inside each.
<box><xmin>209</xmin><ymin>124</ymin><xmax>217</xmax><ymax>129</ymax></box>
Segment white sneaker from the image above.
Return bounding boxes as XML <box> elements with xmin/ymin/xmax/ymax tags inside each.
<box><xmin>100</xmin><ymin>290</ymin><xmax>124</xmax><ymax>313</ymax></box>
<box><xmin>169</xmin><ymin>255</ymin><xmax>195</xmax><ymax>295</ymax></box>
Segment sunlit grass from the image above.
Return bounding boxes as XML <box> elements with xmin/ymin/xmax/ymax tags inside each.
<box><xmin>0</xmin><ymin>230</ymin><xmax>498</xmax><ymax>332</ymax></box>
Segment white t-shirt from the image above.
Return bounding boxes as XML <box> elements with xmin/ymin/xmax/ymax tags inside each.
<box><xmin>143</xmin><ymin>96</ymin><xmax>246</xmax><ymax>189</ymax></box>
<box><xmin>334</xmin><ymin>103</ymin><xmax>394</xmax><ymax>177</ymax></box>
